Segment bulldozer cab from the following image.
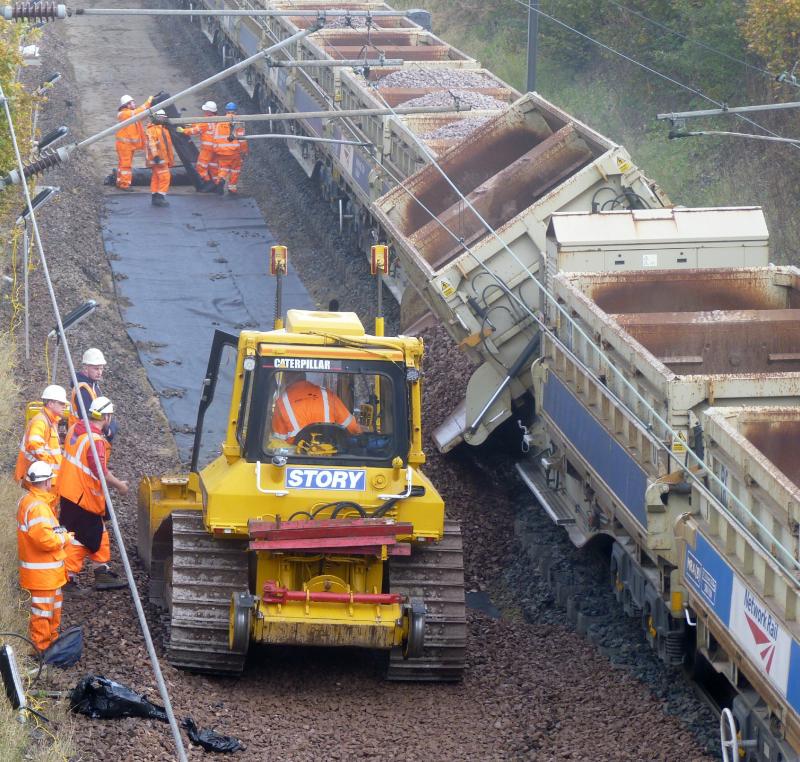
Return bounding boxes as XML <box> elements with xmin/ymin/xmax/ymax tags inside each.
<box><xmin>189</xmin><ymin>312</ymin><xmax>417</xmax><ymax>473</ymax></box>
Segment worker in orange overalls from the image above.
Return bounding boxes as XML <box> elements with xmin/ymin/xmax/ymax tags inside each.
<box><xmin>116</xmin><ymin>94</ymin><xmax>153</xmax><ymax>191</ymax></box>
<box><xmin>59</xmin><ymin>397</ymin><xmax>129</xmax><ymax>593</ymax></box>
<box><xmin>177</xmin><ymin>100</ymin><xmax>219</xmax><ymax>191</ymax></box>
<box><xmin>17</xmin><ymin>461</ymin><xmax>68</xmax><ymax>652</ymax></box>
<box><xmin>15</xmin><ymin>384</ymin><xmax>67</xmax><ymax>499</ymax></box>
<box><xmin>145</xmin><ymin>110</ymin><xmax>175</xmax><ymax>208</ymax></box>
<box><xmin>271</xmin><ymin>372</ymin><xmax>361</xmax><ymax>444</ymax></box>
<box><xmin>211</xmin><ymin>102</ymin><xmax>248</xmax><ymax>197</ymax></box>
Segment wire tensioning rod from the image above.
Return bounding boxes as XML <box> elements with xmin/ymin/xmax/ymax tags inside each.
<box><xmin>2</xmin><ymin>3</ymin><xmax>410</xmax><ymax>19</ymax></box>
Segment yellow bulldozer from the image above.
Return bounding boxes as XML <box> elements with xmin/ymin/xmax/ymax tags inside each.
<box><xmin>138</xmin><ymin>306</ymin><xmax>466</xmax><ymax>681</ymax></box>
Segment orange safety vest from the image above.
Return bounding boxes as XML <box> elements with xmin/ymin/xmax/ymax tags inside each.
<box><xmin>17</xmin><ymin>488</ymin><xmax>67</xmax><ymax>590</ymax></box>
<box><xmin>272</xmin><ymin>381</ymin><xmax>359</xmax><ymax>442</ymax></box>
<box><xmin>68</xmin><ymin>381</ymin><xmax>98</xmax><ymax>429</ymax></box>
<box><xmin>184</xmin><ymin>121</ymin><xmax>216</xmax><ymax>149</ymax></box>
<box><xmin>116</xmin><ymin>104</ymin><xmax>147</xmax><ymax>149</ymax></box>
<box><xmin>212</xmin><ymin>121</ymin><xmax>248</xmax><ymax>157</ymax></box>
<box><xmin>58</xmin><ymin>424</ymin><xmax>108</xmax><ymax>515</ymax></box>
<box><xmin>145</xmin><ymin>123</ymin><xmax>175</xmax><ymax>167</ymax></box>
<box><xmin>15</xmin><ymin>408</ymin><xmax>62</xmax><ymax>485</ymax></box>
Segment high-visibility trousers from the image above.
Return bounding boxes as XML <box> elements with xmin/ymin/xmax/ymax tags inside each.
<box><xmin>27</xmin><ymin>587</ymin><xmax>62</xmax><ymax>651</ymax></box>
<box><xmin>150</xmin><ymin>164</ymin><xmax>171</xmax><ymax>195</ymax></box>
<box><xmin>196</xmin><ymin>146</ymin><xmax>217</xmax><ymax>181</ymax></box>
<box><xmin>217</xmin><ymin>156</ymin><xmax>243</xmax><ymax>191</ymax></box>
<box><xmin>65</xmin><ymin>530</ymin><xmax>110</xmax><ymax>574</ymax></box>
<box><xmin>116</xmin><ymin>142</ymin><xmax>138</xmax><ymax>189</ymax></box>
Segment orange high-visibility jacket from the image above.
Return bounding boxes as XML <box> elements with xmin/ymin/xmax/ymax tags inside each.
<box><xmin>183</xmin><ymin>121</ymin><xmax>216</xmax><ymax>149</ymax></box>
<box><xmin>116</xmin><ymin>104</ymin><xmax>148</xmax><ymax>149</ymax></box>
<box><xmin>145</xmin><ymin>123</ymin><xmax>175</xmax><ymax>167</ymax></box>
<box><xmin>68</xmin><ymin>381</ymin><xmax>97</xmax><ymax>430</ymax></box>
<box><xmin>212</xmin><ymin>122</ymin><xmax>248</xmax><ymax>157</ymax></box>
<box><xmin>58</xmin><ymin>423</ymin><xmax>108</xmax><ymax>515</ymax></box>
<box><xmin>14</xmin><ymin>408</ymin><xmax>62</xmax><ymax>484</ymax></box>
<box><xmin>272</xmin><ymin>381</ymin><xmax>360</xmax><ymax>442</ymax></box>
<box><xmin>17</xmin><ymin>488</ymin><xmax>67</xmax><ymax>590</ymax></box>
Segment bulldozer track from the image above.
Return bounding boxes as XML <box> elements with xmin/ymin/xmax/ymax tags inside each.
<box><xmin>166</xmin><ymin>511</ymin><xmax>250</xmax><ymax>675</ymax></box>
<box><xmin>387</xmin><ymin>519</ymin><xmax>467</xmax><ymax>682</ymax></box>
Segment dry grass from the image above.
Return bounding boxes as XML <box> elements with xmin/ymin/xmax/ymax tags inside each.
<box><xmin>0</xmin><ymin>333</ymin><xmax>75</xmax><ymax>761</ymax></box>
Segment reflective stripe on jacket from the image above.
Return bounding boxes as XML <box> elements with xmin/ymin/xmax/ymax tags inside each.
<box><xmin>68</xmin><ymin>379</ymin><xmax>98</xmax><ymax>429</ymax></box>
<box><xmin>184</xmin><ymin>121</ymin><xmax>216</xmax><ymax>147</ymax></box>
<box><xmin>17</xmin><ymin>489</ymin><xmax>67</xmax><ymax>590</ymax></box>
<box><xmin>58</xmin><ymin>423</ymin><xmax>107</xmax><ymax>515</ymax></box>
<box><xmin>272</xmin><ymin>381</ymin><xmax>358</xmax><ymax>442</ymax></box>
<box><xmin>145</xmin><ymin>123</ymin><xmax>175</xmax><ymax>167</ymax></box>
<box><xmin>15</xmin><ymin>409</ymin><xmax>62</xmax><ymax>484</ymax></box>
<box><xmin>211</xmin><ymin>121</ymin><xmax>248</xmax><ymax>157</ymax></box>
<box><xmin>116</xmin><ymin>104</ymin><xmax>147</xmax><ymax>149</ymax></box>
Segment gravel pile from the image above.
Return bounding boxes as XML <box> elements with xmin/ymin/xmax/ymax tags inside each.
<box><xmin>420</xmin><ymin>116</ymin><xmax>492</xmax><ymax>141</ymax></box>
<box><xmin>402</xmin><ymin>89</ymin><xmax>507</xmax><ymax>111</ymax></box>
<box><xmin>377</xmin><ymin>67</ymin><xmax>494</xmax><ymax>89</ymax></box>
<box><xmin>12</xmin><ymin>6</ymin><xmax>718</xmax><ymax>760</ymax></box>
<box><xmin>324</xmin><ymin>16</ymin><xmax>369</xmax><ymax>29</ymax></box>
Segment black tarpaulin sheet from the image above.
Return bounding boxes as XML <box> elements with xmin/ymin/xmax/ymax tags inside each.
<box><xmin>101</xmin><ymin>193</ymin><xmax>312</xmax><ymax>462</ymax></box>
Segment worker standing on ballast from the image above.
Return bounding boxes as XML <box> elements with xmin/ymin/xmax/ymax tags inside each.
<box><xmin>212</xmin><ymin>102</ymin><xmax>248</xmax><ymax>197</ymax></box>
<box><xmin>177</xmin><ymin>100</ymin><xmax>219</xmax><ymax>191</ymax></box>
<box><xmin>116</xmin><ymin>94</ymin><xmax>153</xmax><ymax>191</ymax></box>
<box><xmin>59</xmin><ymin>397</ymin><xmax>129</xmax><ymax>592</ymax></box>
<box><xmin>146</xmin><ymin>110</ymin><xmax>174</xmax><ymax>208</ymax></box>
<box><xmin>69</xmin><ymin>347</ymin><xmax>117</xmax><ymax>442</ymax></box>
<box><xmin>14</xmin><ymin>385</ymin><xmax>67</xmax><ymax>499</ymax></box>
<box><xmin>17</xmin><ymin>461</ymin><xmax>68</xmax><ymax>652</ymax></box>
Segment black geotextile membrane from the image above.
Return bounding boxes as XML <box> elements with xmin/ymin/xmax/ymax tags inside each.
<box><xmin>101</xmin><ymin>193</ymin><xmax>313</xmax><ymax>463</ymax></box>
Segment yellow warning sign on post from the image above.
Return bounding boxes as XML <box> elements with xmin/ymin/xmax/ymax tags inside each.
<box><xmin>671</xmin><ymin>432</ymin><xmax>688</xmax><ymax>454</ymax></box>
<box><xmin>438</xmin><ymin>278</ymin><xmax>455</xmax><ymax>298</ymax></box>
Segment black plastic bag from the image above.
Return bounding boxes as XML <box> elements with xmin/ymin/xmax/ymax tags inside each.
<box><xmin>182</xmin><ymin>718</ymin><xmax>245</xmax><ymax>753</ymax></box>
<box><xmin>69</xmin><ymin>675</ymin><xmax>167</xmax><ymax>721</ymax></box>
<box><xmin>42</xmin><ymin>626</ymin><xmax>83</xmax><ymax>668</ymax></box>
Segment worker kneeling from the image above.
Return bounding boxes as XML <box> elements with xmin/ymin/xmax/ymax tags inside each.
<box><xmin>272</xmin><ymin>372</ymin><xmax>361</xmax><ymax>446</ymax></box>
<box><xmin>146</xmin><ymin>110</ymin><xmax>174</xmax><ymax>208</ymax></box>
<box><xmin>17</xmin><ymin>462</ymin><xmax>68</xmax><ymax>652</ymax></box>
<box><xmin>58</xmin><ymin>397</ymin><xmax>129</xmax><ymax>592</ymax></box>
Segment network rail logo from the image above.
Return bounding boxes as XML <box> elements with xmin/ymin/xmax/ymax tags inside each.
<box><xmin>731</xmin><ymin>578</ymin><xmax>791</xmax><ymax>692</ymax></box>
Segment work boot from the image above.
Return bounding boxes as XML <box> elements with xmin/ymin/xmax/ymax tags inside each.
<box><xmin>62</xmin><ymin>577</ymin><xmax>87</xmax><ymax>597</ymax></box>
<box><xmin>227</xmin><ymin>189</ymin><xmax>239</xmax><ymax>198</ymax></box>
<box><xmin>151</xmin><ymin>193</ymin><xmax>169</xmax><ymax>207</ymax></box>
<box><xmin>116</xmin><ymin>186</ymin><xmax>135</xmax><ymax>192</ymax></box>
<box><xmin>93</xmin><ymin>564</ymin><xmax>127</xmax><ymax>591</ymax></box>
<box><xmin>199</xmin><ymin>180</ymin><xmax>216</xmax><ymax>193</ymax></box>
<box><xmin>214</xmin><ymin>182</ymin><xmax>225</xmax><ymax>195</ymax></box>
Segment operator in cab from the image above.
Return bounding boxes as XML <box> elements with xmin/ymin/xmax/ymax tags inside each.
<box><xmin>271</xmin><ymin>371</ymin><xmax>361</xmax><ymax>445</ymax></box>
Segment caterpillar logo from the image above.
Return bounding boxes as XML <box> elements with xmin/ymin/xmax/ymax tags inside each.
<box><xmin>285</xmin><ymin>467</ymin><xmax>366</xmax><ymax>491</ymax></box>
<box><xmin>273</xmin><ymin>358</ymin><xmax>332</xmax><ymax>370</ymax></box>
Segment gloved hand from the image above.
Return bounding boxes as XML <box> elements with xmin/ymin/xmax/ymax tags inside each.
<box><xmin>152</xmin><ymin>157</ymin><xmax>162</xmax><ymax>164</ymax></box>
<box><xmin>176</xmin><ymin>127</ymin><xmax>185</xmax><ymax>134</ymax></box>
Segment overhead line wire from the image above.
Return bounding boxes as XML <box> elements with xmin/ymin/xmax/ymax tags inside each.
<box><xmin>508</xmin><ymin>0</ymin><xmax>800</xmax><ymax>151</ymax></box>
<box><xmin>0</xmin><ymin>85</ymin><xmax>189</xmax><ymax>761</ymax></box>
<box><xmin>601</xmin><ymin>0</ymin><xmax>773</xmax><ymax>79</ymax></box>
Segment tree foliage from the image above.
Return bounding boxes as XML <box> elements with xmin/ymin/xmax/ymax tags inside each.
<box><xmin>742</xmin><ymin>0</ymin><xmax>800</xmax><ymax>73</ymax></box>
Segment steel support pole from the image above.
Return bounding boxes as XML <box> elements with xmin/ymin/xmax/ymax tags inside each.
<box><xmin>526</xmin><ymin>0</ymin><xmax>539</xmax><ymax>92</ymax></box>
<box><xmin>22</xmin><ymin>222</ymin><xmax>29</xmax><ymax>359</ymax></box>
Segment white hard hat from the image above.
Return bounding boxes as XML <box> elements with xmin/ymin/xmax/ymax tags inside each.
<box><xmin>82</xmin><ymin>348</ymin><xmax>106</xmax><ymax>366</ymax></box>
<box><xmin>154</xmin><ymin>109</ymin><xmax>166</xmax><ymax>117</ymax></box>
<box><xmin>27</xmin><ymin>461</ymin><xmax>54</xmax><ymax>483</ymax></box>
<box><xmin>119</xmin><ymin>94</ymin><xmax>134</xmax><ymax>107</ymax></box>
<box><xmin>41</xmin><ymin>384</ymin><xmax>68</xmax><ymax>404</ymax></box>
<box><xmin>89</xmin><ymin>396</ymin><xmax>114</xmax><ymax>419</ymax></box>
<box><xmin>201</xmin><ymin>100</ymin><xmax>217</xmax><ymax>112</ymax></box>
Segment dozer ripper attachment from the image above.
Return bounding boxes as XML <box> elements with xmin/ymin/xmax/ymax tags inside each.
<box><xmin>138</xmin><ymin>309</ymin><xmax>466</xmax><ymax>681</ymax></box>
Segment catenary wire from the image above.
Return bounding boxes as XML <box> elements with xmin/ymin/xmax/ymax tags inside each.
<box><xmin>601</xmin><ymin>0</ymin><xmax>774</xmax><ymax>79</ymax></box>
<box><xmin>0</xmin><ymin>86</ymin><xmax>189</xmax><ymax>762</ymax></box>
<box><xmin>509</xmin><ymin>0</ymin><xmax>800</xmax><ymax>151</ymax></box>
